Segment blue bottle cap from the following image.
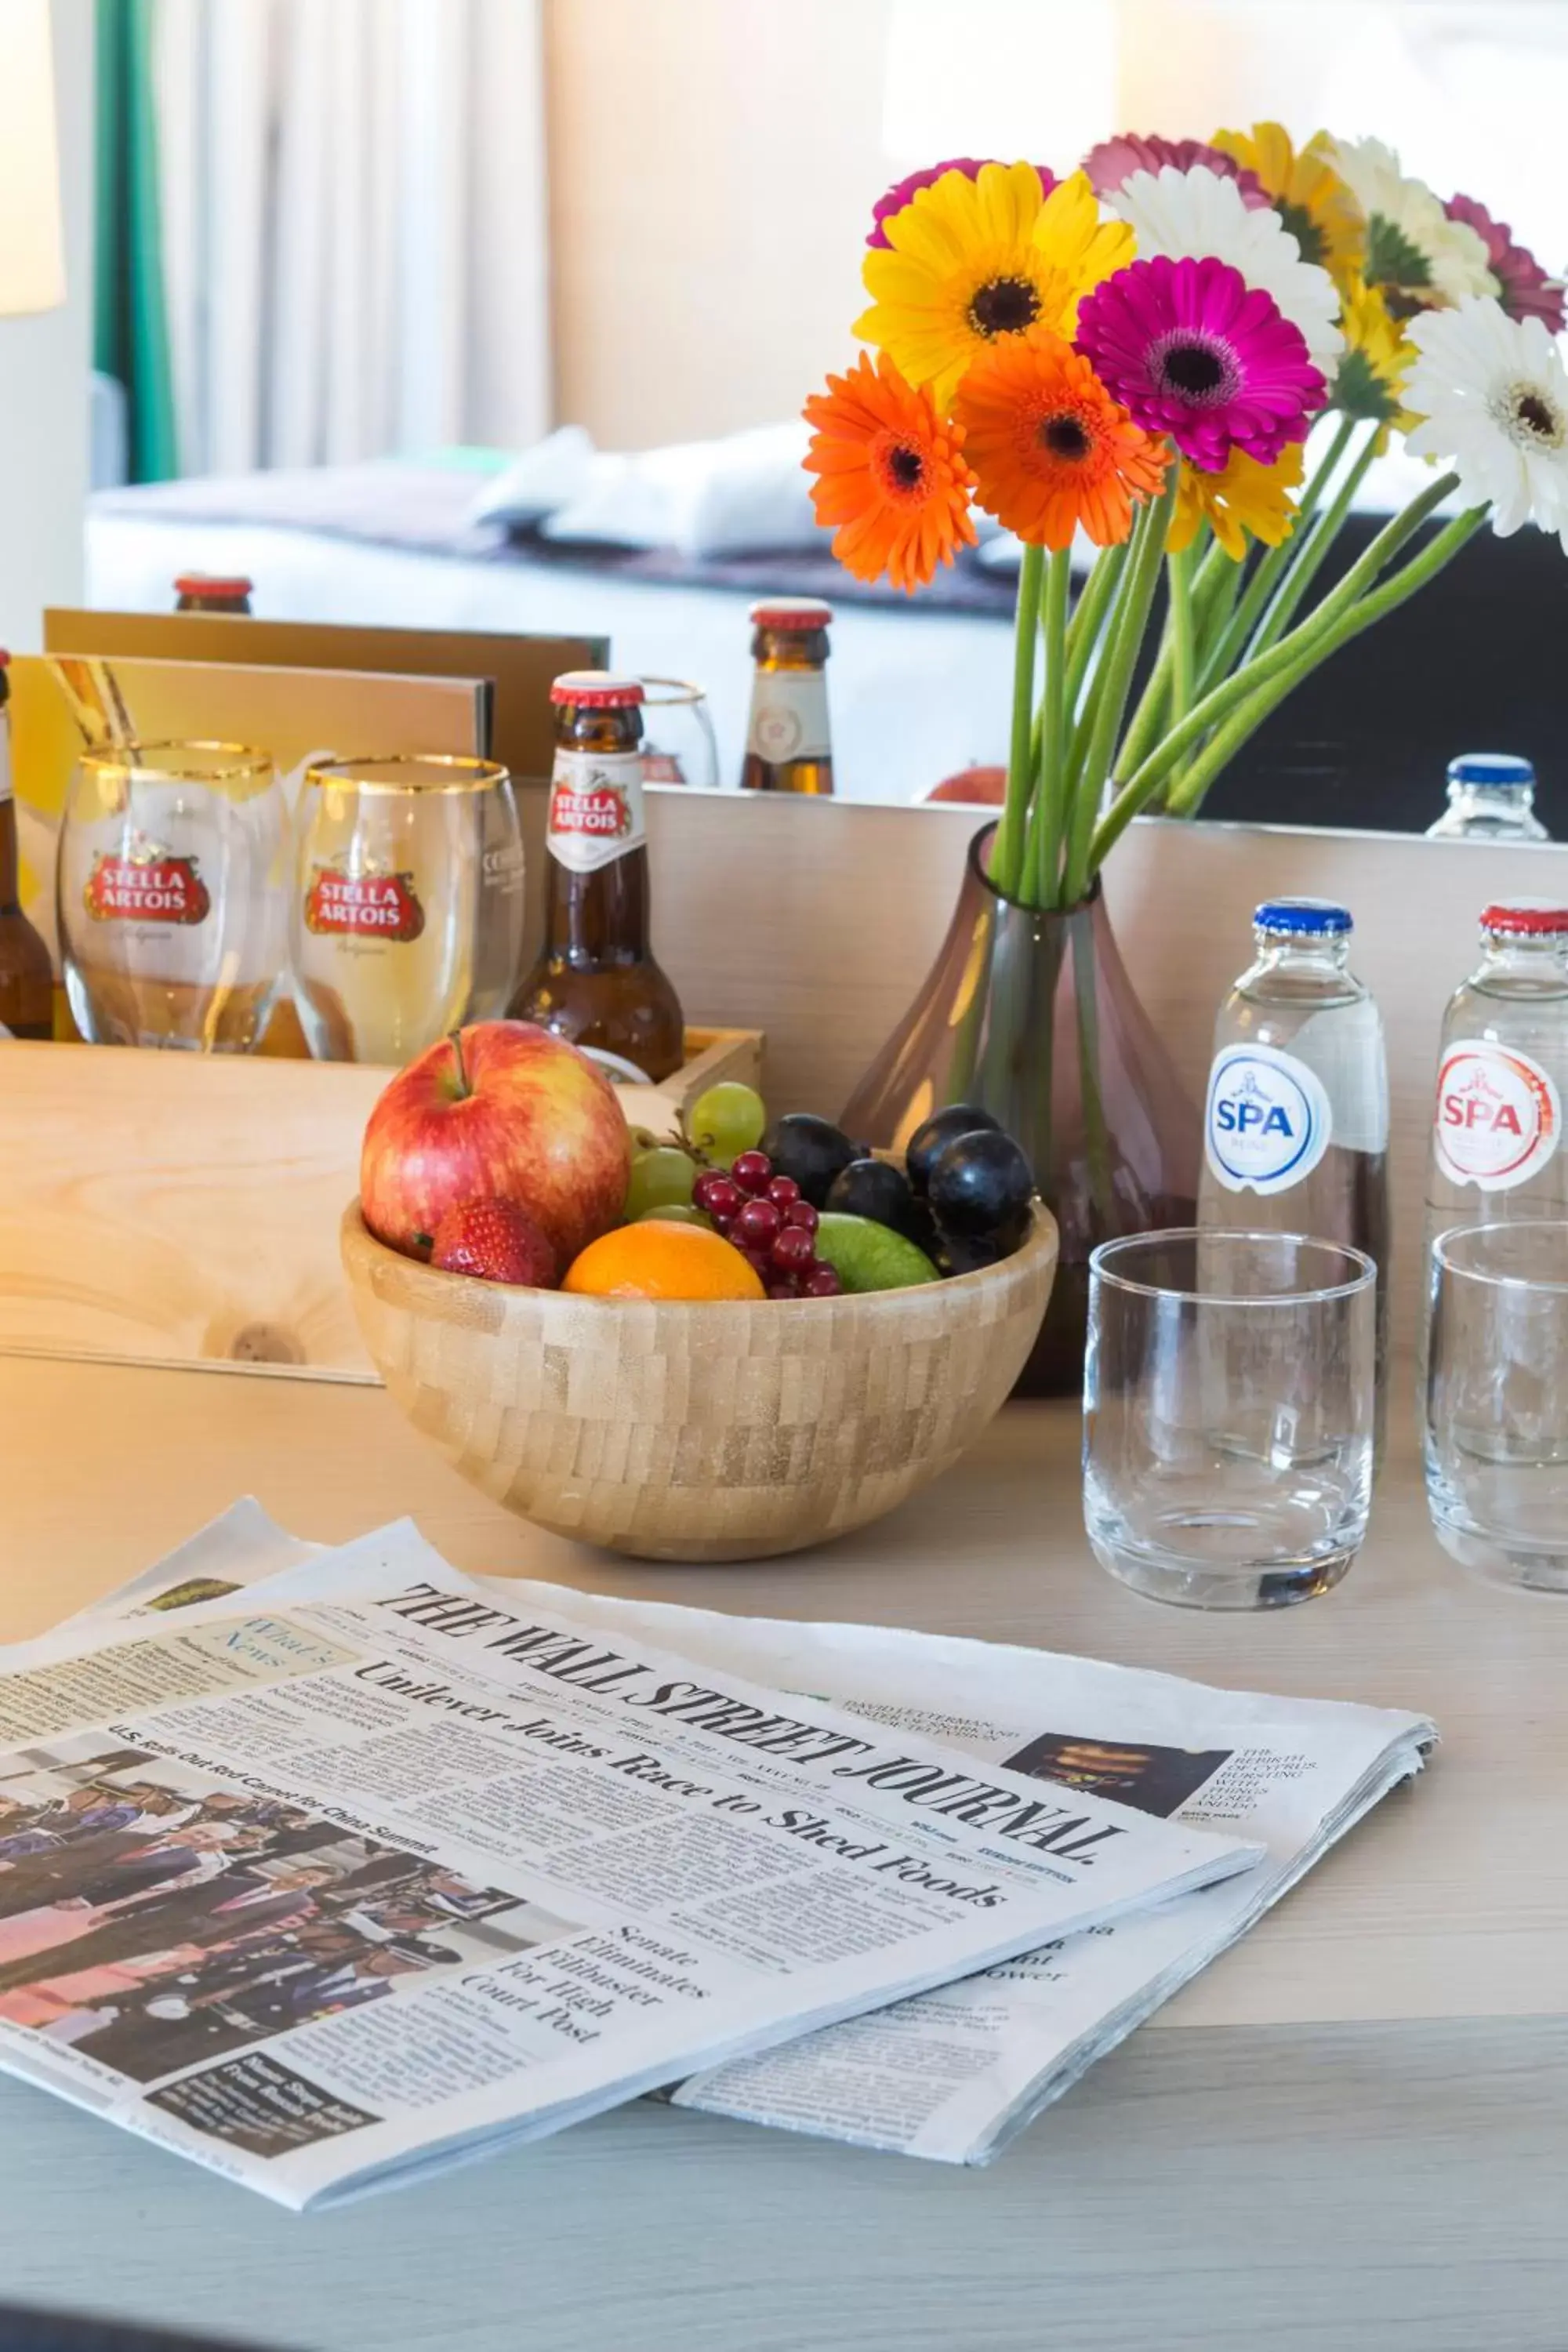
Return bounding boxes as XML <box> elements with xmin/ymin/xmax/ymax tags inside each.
<box><xmin>1448</xmin><ymin>752</ymin><xmax>1535</xmax><ymax>787</ymax></box>
<box><xmin>1254</xmin><ymin>898</ymin><xmax>1352</xmax><ymax>937</ymax></box>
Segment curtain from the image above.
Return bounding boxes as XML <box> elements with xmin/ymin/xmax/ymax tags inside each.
<box><xmin>152</xmin><ymin>0</ymin><xmax>550</xmax><ymax>476</ymax></box>
<box><xmin>94</xmin><ymin>0</ymin><xmax>179</xmax><ymax>481</ymax></box>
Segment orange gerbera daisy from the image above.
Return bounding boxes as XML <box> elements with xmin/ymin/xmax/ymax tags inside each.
<box><xmin>803</xmin><ymin>350</ymin><xmax>978</xmax><ymax>591</ymax></box>
<box><xmin>950</xmin><ymin>328</ymin><xmax>1170</xmax><ymax>550</ymax></box>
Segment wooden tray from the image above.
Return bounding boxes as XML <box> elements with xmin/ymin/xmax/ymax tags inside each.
<box><xmin>0</xmin><ymin>1027</ymin><xmax>761</xmax><ymax>1382</ymax></box>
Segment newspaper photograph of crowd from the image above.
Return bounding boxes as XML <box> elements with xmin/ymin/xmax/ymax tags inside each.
<box><xmin>0</xmin><ymin>1733</ymin><xmax>573</xmax><ymax>2083</ymax></box>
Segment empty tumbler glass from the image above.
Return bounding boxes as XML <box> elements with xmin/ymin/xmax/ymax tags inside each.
<box><xmin>1084</xmin><ymin>1229</ymin><xmax>1377</xmax><ymax>1610</ymax></box>
<box><xmin>1426</xmin><ymin>1220</ymin><xmax>1568</xmax><ymax>1591</ymax></box>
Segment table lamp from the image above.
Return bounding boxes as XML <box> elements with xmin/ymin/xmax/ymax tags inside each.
<box><xmin>0</xmin><ymin>0</ymin><xmax>67</xmax><ymax>318</ymax></box>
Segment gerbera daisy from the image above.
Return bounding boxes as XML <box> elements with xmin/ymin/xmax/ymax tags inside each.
<box><xmin>1168</xmin><ymin>443</ymin><xmax>1305</xmax><ymax>561</ymax></box>
<box><xmin>1328</xmin><ymin>138</ymin><xmax>1496</xmax><ymax>314</ymax></box>
<box><xmin>802</xmin><ymin>350</ymin><xmax>978</xmax><ymax>591</ymax></box>
<box><xmin>869</xmin><ymin>158</ymin><xmax>1057</xmax><ymax>249</ymax></box>
<box><xmin>1109</xmin><ymin>165</ymin><xmax>1343</xmax><ymax>368</ymax></box>
<box><xmin>951</xmin><ymin>327</ymin><xmax>1170</xmax><ymax>550</ymax></box>
<box><xmin>1443</xmin><ymin>193</ymin><xmax>1565</xmax><ymax>332</ymax></box>
<box><xmin>857</xmin><ymin>165</ymin><xmax>1133</xmax><ymax>408</ymax></box>
<box><xmin>1076</xmin><ymin>254</ymin><xmax>1327</xmax><ymax>470</ymax></box>
<box><xmin>1405</xmin><ymin>296</ymin><xmax>1568</xmax><ymax>547</ymax></box>
<box><xmin>1213</xmin><ymin>122</ymin><xmax>1363</xmax><ymax>286</ymax></box>
<box><xmin>1084</xmin><ymin>132</ymin><xmax>1268</xmax><ymax>209</ymax></box>
<box><xmin>1332</xmin><ymin>276</ymin><xmax>1414</xmax><ymax>449</ymax></box>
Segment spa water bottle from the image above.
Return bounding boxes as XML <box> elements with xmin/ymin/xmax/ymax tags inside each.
<box><xmin>1423</xmin><ymin>902</ymin><xmax>1568</xmax><ymax>1266</ymax></box>
<box><xmin>1426</xmin><ymin>752</ymin><xmax>1548</xmax><ymax>842</ymax></box>
<box><xmin>1200</xmin><ymin>899</ymin><xmax>1390</xmax><ymax>1414</ymax></box>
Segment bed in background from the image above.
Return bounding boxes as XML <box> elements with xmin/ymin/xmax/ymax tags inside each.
<box><xmin>85</xmin><ymin>454</ymin><xmax>1019</xmax><ymax>808</ymax></box>
<box><xmin>85</xmin><ymin>441</ymin><xmax>1567</xmax><ymax>834</ymax></box>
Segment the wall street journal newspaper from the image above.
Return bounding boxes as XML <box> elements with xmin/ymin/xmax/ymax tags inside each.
<box><xmin>64</xmin><ymin>1504</ymin><xmax>1434</xmax><ymax>2172</ymax></box>
<box><xmin>0</xmin><ymin>1522</ymin><xmax>1258</xmax><ymax>2208</ymax></box>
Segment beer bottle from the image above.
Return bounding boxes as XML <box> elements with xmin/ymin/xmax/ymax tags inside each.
<box><xmin>173</xmin><ymin>574</ymin><xmax>253</xmax><ymax>615</ymax></box>
<box><xmin>509</xmin><ymin>671</ymin><xmax>685</xmax><ymax>1083</ymax></box>
<box><xmin>0</xmin><ymin>654</ymin><xmax>55</xmax><ymax>1040</ymax></box>
<box><xmin>739</xmin><ymin>598</ymin><xmax>834</xmax><ymax>793</ymax></box>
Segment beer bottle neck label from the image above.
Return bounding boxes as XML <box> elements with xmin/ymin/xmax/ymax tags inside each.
<box><xmin>546</xmin><ymin>747</ymin><xmax>646</xmax><ymax>874</ymax></box>
<box><xmin>746</xmin><ymin>667</ymin><xmax>830</xmax><ymax>764</ymax></box>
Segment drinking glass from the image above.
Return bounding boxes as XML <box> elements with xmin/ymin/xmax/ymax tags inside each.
<box><xmin>292</xmin><ymin>755</ymin><xmax>524</xmax><ymax>1064</ymax></box>
<box><xmin>636</xmin><ymin>677</ymin><xmax>718</xmax><ymax>789</ymax></box>
<box><xmin>1426</xmin><ymin>1220</ymin><xmax>1568</xmax><ymax>1590</ymax></box>
<box><xmin>1084</xmin><ymin>1229</ymin><xmax>1377</xmax><ymax>1610</ymax></box>
<box><xmin>57</xmin><ymin>740</ymin><xmax>288</xmax><ymax>1051</ymax></box>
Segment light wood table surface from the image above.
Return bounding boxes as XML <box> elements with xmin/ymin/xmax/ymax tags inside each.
<box><xmin>1</xmin><ymin>1357</ymin><xmax>1566</xmax><ymax>2350</ymax></box>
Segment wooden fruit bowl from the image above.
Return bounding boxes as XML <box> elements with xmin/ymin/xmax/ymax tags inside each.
<box><xmin>340</xmin><ymin>1201</ymin><xmax>1058</xmax><ymax>1563</ymax></box>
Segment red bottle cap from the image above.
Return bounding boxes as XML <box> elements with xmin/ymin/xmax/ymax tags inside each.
<box><xmin>173</xmin><ymin>574</ymin><xmax>252</xmax><ymax>600</ymax></box>
<box><xmin>0</xmin><ymin>649</ymin><xmax>9</xmax><ymax>666</ymax></box>
<box><xmin>750</xmin><ymin>597</ymin><xmax>833</xmax><ymax>630</ymax></box>
<box><xmin>549</xmin><ymin>670</ymin><xmax>644</xmax><ymax>707</ymax></box>
<box><xmin>1481</xmin><ymin>901</ymin><xmax>1568</xmax><ymax>936</ymax></box>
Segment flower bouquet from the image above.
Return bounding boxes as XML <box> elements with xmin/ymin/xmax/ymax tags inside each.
<box><xmin>809</xmin><ymin>129</ymin><xmax>1566</xmax><ymax>1385</ymax></box>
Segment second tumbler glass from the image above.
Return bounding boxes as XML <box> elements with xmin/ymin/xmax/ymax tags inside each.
<box><xmin>1085</xmin><ymin>1229</ymin><xmax>1377</xmax><ymax>1610</ymax></box>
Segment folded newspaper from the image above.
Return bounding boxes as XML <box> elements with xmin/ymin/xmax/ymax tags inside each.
<box><xmin>0</xmin><ymin>1506</ymin><xmax>1434</xmax><ymax>2205</ymax></box>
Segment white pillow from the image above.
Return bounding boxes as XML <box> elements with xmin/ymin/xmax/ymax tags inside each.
<box><xmin>541</xmin><ymin>421</ymin><xmax>828</xmax><ymax>558</ymax></box>
<box><xmin>467</xmin><ymin>425</ymin><xmax>597</xmax><ymax>529</ymax></box>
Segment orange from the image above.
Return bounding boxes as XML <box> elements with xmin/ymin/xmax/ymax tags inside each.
<box><xmin>562</xmin><ymin>1219</ymin><xmax>765</xmax><ymax>1301</ymax></box>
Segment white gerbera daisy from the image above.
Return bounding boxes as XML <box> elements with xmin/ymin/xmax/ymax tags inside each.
<box><xmin>1111</xmin><ymin>164</ymin><xmax>1343</xmax><ymax>368</ymax></box>
<box><xmin>1329</xmin><ymin>137</ymin><xmax>1497</xmax><ymax>309</ymax></box>
<box><xmin>1405</xmin><ymin>296</ymin><xmax>1568</xmax><ymax>546</ymax></box>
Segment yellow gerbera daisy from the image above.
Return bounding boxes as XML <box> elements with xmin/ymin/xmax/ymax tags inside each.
<box><xmin>1168</xmin><ymin>443</ymin><xmax>1306</xmax><ymax>561</ymax></box>
<box><xmin>1332</xmin><ymin>274</ymin><xmax>1414</xmax><ymax>450</ymax></box>
<box><xmin>856</xmin><ymin>165</ymin><xmax>1134</xmax><ymax>410</ymax></box>
<box><xmin>1214</xmin><ymin>122</ymin><xmax>1363</xmax><ymax>292</ymax></box>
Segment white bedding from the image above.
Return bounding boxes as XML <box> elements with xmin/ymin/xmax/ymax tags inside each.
<box><xmin>85</xmin><ymin>512</ymin><xmax>1018</xmax><ymax>807</ymax></box>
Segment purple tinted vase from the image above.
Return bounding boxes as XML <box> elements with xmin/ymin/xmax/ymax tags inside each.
<box><xmin>841</xmin><ymin>822</ymin><xmax>1199</xmax><ymax>1395</ymax></box>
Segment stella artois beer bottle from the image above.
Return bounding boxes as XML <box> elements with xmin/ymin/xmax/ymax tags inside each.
<box><xmin>509</xmin><ymin>671</ymin><xmax>684</xmax><ymax>1083</ymax></box>
<box><xmin>739</xmin><ymin>598</ymin><xmax>834</xmax><ymax>794</ymax></box>
<box><xmin>174</xmin><ymin>574</ymin><xmax>254</xmax><ymax>615</ymax></box>
<box><xmin>0</xmin><ymin>654</ymin><xmax>53</xmax><ymax>1040</ymax></box>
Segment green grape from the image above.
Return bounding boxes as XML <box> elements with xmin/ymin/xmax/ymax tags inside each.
<box><xmin>623</xmin><ymin>1145</ymin><xmax>699</xmax><ymax>1221</ymax></box>
<box><xmin>687</xmin><ymin>1081</ymin><xmax>766</xmax><ymax>1169</ymax></box>
<box><xmin>634</xmin><ymin>1203</ymin><xmax>713</xmax><ymax>1229</ymax></box>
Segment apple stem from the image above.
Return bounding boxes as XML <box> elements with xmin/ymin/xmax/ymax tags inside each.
<box><xmin>449</xmin><ymin>1029</ymin><xmax>470</xmax><ymax>1101</ymax></box>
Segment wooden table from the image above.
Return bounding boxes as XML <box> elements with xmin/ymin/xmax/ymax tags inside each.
<box><xmin>2</xmin><ymin>1357</ymin><xmax>1566</xmax><ymax>2351</ymax></box>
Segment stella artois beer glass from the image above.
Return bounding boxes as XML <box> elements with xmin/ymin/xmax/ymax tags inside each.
<box><xmin>57</xmin><ymin>741</ymin><xmax>288</xmax><ymax>1051</ymax></box>
<box><xmin>292</xmin><ymin>754</ymin><xmax>524</xmax><ymax>1064</ymax></box>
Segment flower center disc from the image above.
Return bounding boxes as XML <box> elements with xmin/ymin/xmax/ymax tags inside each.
<box><xmin>1506</xmin><ymin>383</ymin><xmax>1566</xmax><ymax>448</ymax></box>
<box><xmin>1158</xmin><ymin>337</ymin><xmax>1235</xmax><ymax>403</ymax></box>
<box><xmin>967</xmin><ymin>275</ymin><xmax>1040</xmax><ymax>339</ymax></box>
<box><xmin>878</xmin><ymin>439</ymin><xmax>929</xmax><ymax>499</ymax></box>
<box><xmin>1038</xmin><ymin>412</ymin><xmax>1091</xmax><ymax>461</ymax></box>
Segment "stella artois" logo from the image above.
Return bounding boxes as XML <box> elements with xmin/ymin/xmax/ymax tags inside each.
<box><xmin>303</xmin><ymin>858</ymin><xmax>425</xmax><ymax>942</ymax></box>
<box><xmin>85</xmin><ymin>844</ymin><xmax>210</xmax><ymax>926</ymax></box>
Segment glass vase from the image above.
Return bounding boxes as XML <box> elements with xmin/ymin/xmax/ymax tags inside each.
<box><xmin>841</xmin><ymin>821</ymin><xmax>1199</xmax><ymax>1395</ymax></box>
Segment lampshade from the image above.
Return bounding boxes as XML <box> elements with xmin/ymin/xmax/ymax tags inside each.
<box><xmin>0</xmin><ymin>0</ymin><xmax>66</xmax><ymax>318</ymax></box>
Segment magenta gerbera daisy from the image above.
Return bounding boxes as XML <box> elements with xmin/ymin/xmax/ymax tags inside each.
<box><xmin>1083</xmin><ymin>133</ymin><xmax>1269</xmax><ymax>209</ymax></box>
<box><xmin>1075</xmin><ymin>254</ymin><xmax>1327</xmax><ymax>469</ymax></box>
<box><xmin>1443</xmin><ymin>192</ymin><xmax>1565</xmax><ymax>332</ymax></box>
<box><xmin>867</xmin><ymin>158</ymin><xmax>1058</xmax><ymax>248</ymax></box>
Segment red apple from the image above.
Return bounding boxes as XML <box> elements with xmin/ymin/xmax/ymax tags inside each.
<box><xmin>361</xmin><ymin>1021</ymin><xmax>632</xmax><ymax>1268</ymax></box>
<box><xmin>924</xmin><ymin>765</ymin><xmax>1007</xmax><ymax>805</ymax></box>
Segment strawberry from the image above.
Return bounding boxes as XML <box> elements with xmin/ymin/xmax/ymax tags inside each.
<box><xmin>430</xmin><ymin>1197</ymin><xmax>557</xmax><ymax>1288</ymax></box>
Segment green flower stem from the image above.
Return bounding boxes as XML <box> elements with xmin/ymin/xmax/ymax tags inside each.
<box><xmin>1197</xmin><ymin>414</ymin><xmax>1357</xmax><ymax>690</ymax></box>
<box><xmin>1246</xmin><ymin>429</ymin><xmax>1380</xmax><ymax>659</ymax></box>
<box><xmin>1193</xmin><ymin>539</ymin><xmax>1243</xmax><ymax>655</ymax></box>
<box><xmin>1031</xmin><ymin>546</ymin><xmax>1073</xmax><ymax>908</ymax></box>
<box><xmin>1063</xmin><ymin>477</ymin><xmax>1174</xmax><ymax>907</ymax></box>
<box><xmin>1151</xmin><ymin>505</ymin><xmax>1488</xmax><ymax>824</ymax></box>
<box><xmin>1167</xmin><ymin>542</ymin><xmax>1196</xmax><ymax>724</ymax></box>
<box><xmin>1113</xmin><ymin>637</ymin><xmax>1173</xmax><ymax>786</ymax></box>
<box><xmin>1063</xmin><ymin>540</ymin><xmax>1127</xmax><ymax>712</ymax></box>
<box><xmin>990</xmin><ymin>542</ymin><xmax>1045</xmax><ymax>902</ymax></box>
<box><xmin>1098</xmin><ymin>467</ymin><xmax>1461</xmax><ymax>840</ymax></box>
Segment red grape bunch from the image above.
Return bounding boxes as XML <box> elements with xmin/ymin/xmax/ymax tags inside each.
<box><xmin>693</xmin><ymin>1152</ymin><xmax>842</xmax><ymax>1299</ymax></box>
